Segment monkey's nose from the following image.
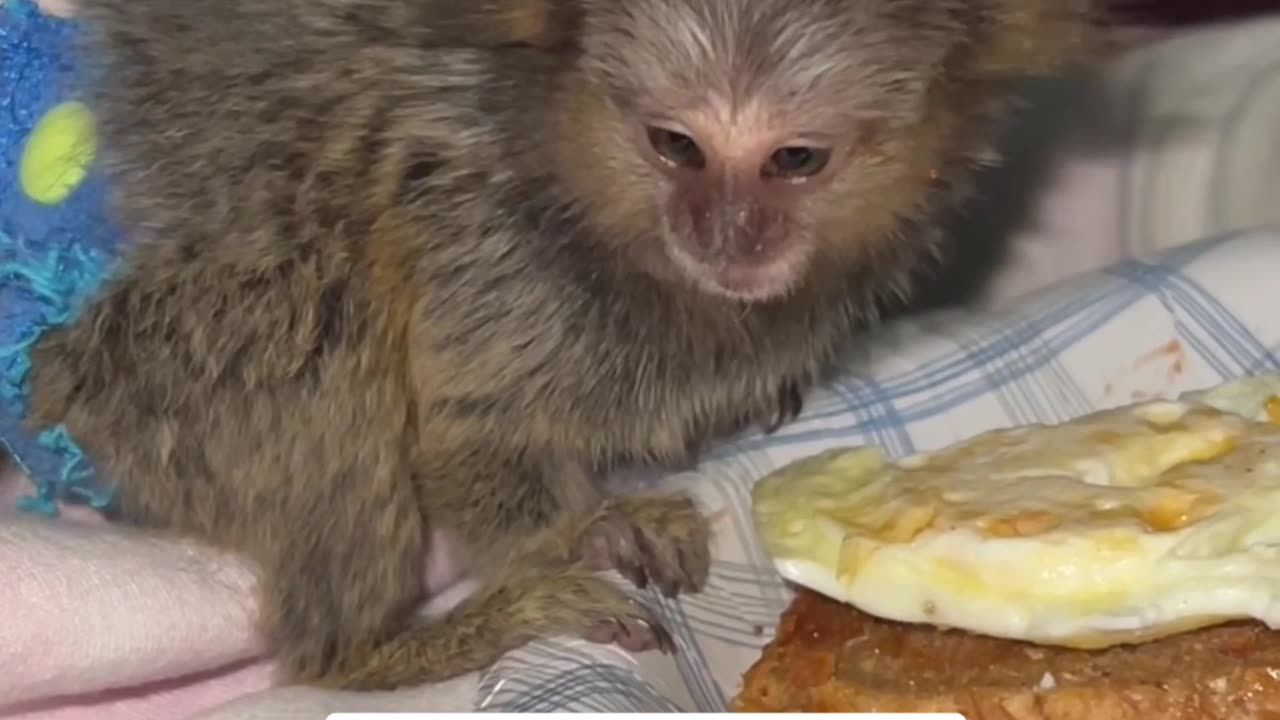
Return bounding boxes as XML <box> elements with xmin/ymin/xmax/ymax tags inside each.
<box><xmin>688</xmin><ymin>202</ymin><xmax>785</xmax><ymax>263</ymax></box>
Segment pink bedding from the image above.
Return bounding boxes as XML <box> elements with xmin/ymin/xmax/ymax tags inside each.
<box><xmin>0</xmin><ymin>466</ymin><xmax>274</xmax><ymax>719</ymax></box>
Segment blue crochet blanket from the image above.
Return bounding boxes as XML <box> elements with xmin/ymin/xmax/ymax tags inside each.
<box><xmin>0</xmin><ymin>0</ymin><xmax>122</xmax><ymax>516</ymax></box>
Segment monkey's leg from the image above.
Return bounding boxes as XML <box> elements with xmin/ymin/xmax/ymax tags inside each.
<box><xmin>335</xmin><ymin>566</ymin><xmax>671</xmax><ymax>689</ymax></box>
<box><xmin>258</xmin><ymin>458</ymin><xmax>430</xmax><ymax>684</ymax></box>
<box><xmin>330</xmin><ymin>492</ymin><xmax>709</xmax><ymax>690</ymax></box>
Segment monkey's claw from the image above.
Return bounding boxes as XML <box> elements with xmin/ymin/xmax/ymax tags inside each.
<box><xmin>585</xmin><ymin>612</ymin><xmax>676</xmax><ymax>654</ymax></box>
<box><xmin>581</xmin><ymin>495</ymin><xmax>711</xmax><ymax>597</ymax></box>
<box><xmin>759</xmin><ymin>378</ymin><xmax>805</xmax><ymax>435</ymax></box>
<box><xmin>739</xmin><ymin>378</ymin><xmax>806</xmax><ymax>436</ymax></box>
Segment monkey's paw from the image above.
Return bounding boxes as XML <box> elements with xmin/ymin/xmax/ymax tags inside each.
<box><xmin>525</xmin><ymin>572</ymin><xmax>676</xmax><ymax>654</ymax></box>
<box><xmin>580</xmin><ymin>495</ymin><xmax>711</xmax><ymax>598</ymax></box>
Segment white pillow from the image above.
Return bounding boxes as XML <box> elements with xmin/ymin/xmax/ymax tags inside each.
<box><xmin>966</xmin><ymin>16</ymin><xmax>1280</xmax><ymax>306</ymax></box>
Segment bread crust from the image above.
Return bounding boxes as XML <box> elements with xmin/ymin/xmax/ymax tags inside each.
<box><xmin>732</xmin><ymin>589</ymin><xmax>1280</xmax><ymax>719</ymax></box>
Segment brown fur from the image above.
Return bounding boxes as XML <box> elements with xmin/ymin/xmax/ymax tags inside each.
<box><xmin>24</xmin><ymin>0</ymin><xmax>1093</xmax><ymax>690</ymax></box>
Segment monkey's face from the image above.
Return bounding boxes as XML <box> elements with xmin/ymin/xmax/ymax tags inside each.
<box><xmin>548</xmin><ymin>0</ymin><xmax>1087</xmax><ymax>304</ymax></box>
<box><xmin>634</xmin><ymin>111</ymin><xmax>839</xmax><ymax>304</ymax></box>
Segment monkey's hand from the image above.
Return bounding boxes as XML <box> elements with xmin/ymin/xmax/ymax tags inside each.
<box><xmin>509</xmin><ymin>493</ymin><xmax>711</xmax><ymax>653</ymax></box>
<box><xmin>743</xmin><ymin>377</ymin><xmax>807</xmax><ymax>436</ymax></box>
<box><xmin>577</xmin><ymin>494</ymin><xmax>711</xmax><ymax>597</ymax></box>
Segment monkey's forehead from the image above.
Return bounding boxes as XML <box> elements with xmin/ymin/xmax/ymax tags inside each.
<box><xmin>575</xmin><ymin>0</ymin><xmax>962</xmax><ymax>121</ymax></box>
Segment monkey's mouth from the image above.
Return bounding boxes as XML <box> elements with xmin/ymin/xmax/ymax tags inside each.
<box><xmin>673</xmin><ymin>243</ymin><xmax>813</xmax><ymax>304</ymax></box>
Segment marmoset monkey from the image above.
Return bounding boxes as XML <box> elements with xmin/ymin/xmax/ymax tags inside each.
<box><xmin>23</xmin><ymin>0</ymin><xmax>1093</xmax><ymax>690</ymax></box>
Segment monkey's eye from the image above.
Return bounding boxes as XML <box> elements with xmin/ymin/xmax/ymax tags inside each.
<box><xmin>646</xmin><ymin>127</ymin><xmax>706</xmax><ymax>170</ymax></box>
<box><xmin>762</xmin><ymin>146</ymin><xmax>832</xmax><ymax>180</ymax></box>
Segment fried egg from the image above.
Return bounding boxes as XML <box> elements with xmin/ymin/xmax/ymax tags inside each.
<box><xmin>751</xmin><ymin>374</ymin><xmax>1280</xmax><ymax>648</ymax></box>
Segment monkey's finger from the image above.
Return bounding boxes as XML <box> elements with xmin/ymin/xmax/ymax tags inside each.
<box><xmin>676</xmin><ymin>524</ymin><xmax>712</xmax><ymax>594</ymax></box>
<box><xmin>621</xmin><ymin>556</ymin><xmax>650</xmax><ymax>591</ymax></box>
<box><xmin>784</xmin><ymin>380</ymin><xmax>805</xmax><ymax>422</ymax></box>
<box><xmin>580</xmin><ymin>502</ymin><xmax>654</xmax><ymax>590</ymax></box>
<box><xmin>615</xmin><ymin>495</ymin><xmax>710</xmax><ymax>597</ymax></box>
<box><xmin>639</xmin><ymin>506</ymin><xmax>709</xmax><ymax>597</ymax></box>
<box><xmin>757</xmin><ymin>379</ymin><xmax>805</xmax><ymax>435</ymax></box>
<box><xmin>585</xmin><ymin>612</ymin><xmax>675</xmax><ymax>654</ymax></box>
<box><xmin>633</xmin><ymin>523</ymin><xmax>683</xmax><ymax>598</ymax></box>
<box><xmin>647</xmin><ymin>616</ymin><xmax>677</xmax><ymax>654</ymax></box>
<box><xmin>607</xmin><ymin>524</ymin><xmax>650</xmax><ymax>590</ymax></box>
<box><xmin>759</xmin><ymin>407</ymin><xmax>787</xmax><ymax>435</ymax></box>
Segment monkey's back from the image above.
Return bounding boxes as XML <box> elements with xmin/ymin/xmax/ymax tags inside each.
<box><xmin>22</xmin><ymin>0</ymin><xmax>490</xmax><ymax>533</ymax></box>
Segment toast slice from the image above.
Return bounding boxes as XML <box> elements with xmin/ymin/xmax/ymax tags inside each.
<box><xmin>732</xmin><ymin>589</ymin><xmax>1280</xmax><ymax>719</ymax></box>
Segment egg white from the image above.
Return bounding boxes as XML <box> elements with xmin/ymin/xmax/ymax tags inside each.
<box><xmin>751</xmin><ymin>374</ymin><xmax>1280</xmax><ymax>648</ymax></box>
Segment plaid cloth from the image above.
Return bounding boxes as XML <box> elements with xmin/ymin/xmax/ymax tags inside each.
<box><xmin>471</xmin><ymin>227</ymin><xmax>1280</xmax><ymax>712</ymax></box>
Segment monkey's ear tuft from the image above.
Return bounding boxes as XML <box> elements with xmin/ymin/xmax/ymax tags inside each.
<box><xmin>422</xmin><ymin>1</ymin><xmax>580</xmax><ymax>52</ymax></box>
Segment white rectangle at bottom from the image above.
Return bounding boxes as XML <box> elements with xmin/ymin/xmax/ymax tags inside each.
<box><xmin>328</xmin><ymin>715</ymin><xmax>968</xmax><ymax>719</ymax></box>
